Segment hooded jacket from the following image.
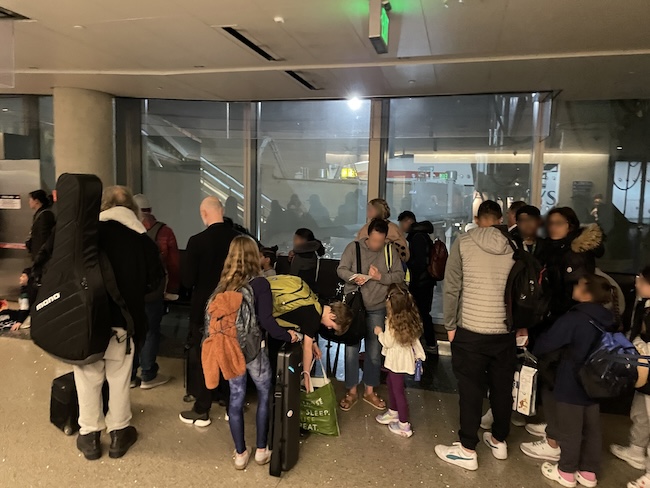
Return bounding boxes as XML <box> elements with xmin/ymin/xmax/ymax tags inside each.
<box><xmin>534</xmin><ymin>302</ymin><xmax>614</xmax><ymax>406</ymax></box>
<box><xmin>443</xmin><ymin>226</ymin><xmax>514</xmax><ymax>335</ymax></box>
<box><xmin>406</xmin><ymin>221</ymin><xmax>435</xmax><ymax>288</ymax></box>
<box><xmin>290</xmin><ymin>240</ymin><xmax>322</xmax><ymax>291</ymax></box>
<box><xmin>546</xmin><ymin>224</ymin><xmax>604</xmax><ymax>322</ymax></box>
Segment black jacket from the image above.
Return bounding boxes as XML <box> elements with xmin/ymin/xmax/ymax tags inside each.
<box><xmin>183</xmin><ymin>223</ymin><xmax>241</xmax><ymax>327</ymax></box>
<box><xmin>98</xmin><ymin>220</ymin><xmax>164</xmax><ymax>348</ymax></box>
<box><xmin>545</xmin><ymin>225</ymin><xmax>604</xmax><ymax>322</ymax></box>
<box><xmin>407</xmin><ymin>221</ymin><xmax>435</xmax><ymax>288</ymax></box>
<box><xmin>28</xmin><ymin>206</ymin><xmax>56</xmax><ymax>261</ymax></box>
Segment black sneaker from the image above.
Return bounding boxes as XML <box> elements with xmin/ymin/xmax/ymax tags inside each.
<box><xmin>179</xmin><ymin>409</ymin><xmax>211</xmax><ymax>427</ymax></box>
<box><xmin>109</xmin><ymin>426</ymin><xmax>138</xmax><ymax>459</ymax></box>
<box><xmin>77</xmin><ymin>431</ymin><xmax>102</xmax><ymax>461</ymax></box>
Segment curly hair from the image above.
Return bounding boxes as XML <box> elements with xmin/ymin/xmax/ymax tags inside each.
<box><xmin>216</xmin><ymin>235</ymin><xmax>261</xmax><ymax>293</ymax></box>
<box><xmin>386</xmin><ymin>283</ymin><xmax>423</xmax><ymax>346</ymax></box>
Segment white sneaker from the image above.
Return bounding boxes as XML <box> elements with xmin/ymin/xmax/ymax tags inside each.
<box><xmin>376</xmin><ymin>409</ymin><xmax>399</xmax><ymax>425</ymax></box>
<box><xmin>254</xmin><ymin>448</ymin><xmax>272</xmax><ymax>466</ymax></box>
<box><xmin>388</xmin><ymin>421</ymin><xmax>413</xmax><ymax>438</ymax></box>
<box><xmin>525</xmin><ymin>422</ymin><xmax>548</xmax><ymax>437</ymax></box>
<box><xmin>234</xmin><ymin>449</ymin><xmax>250</xmax><ymax>470</ymax></box>
<box><xmin>521</xmin><ymin>438</ymin><xmax>561</xmax><ymax>462</ymax></box>
<box><xmin>611</xmin><ymin>444</ymin><xmax>646</xmax><ymax>470</ymax></box>
<box><xmin>483</xmin><ymin>432</ymin><xmax>508</xmax><ymax>460</ymax></box>
<box><xmin>140</xmin><ymin>374</ymin><xmax>171</xmax><ymax>390</ymax></box>
<box><xmin>435</xmin><ymin>442</ymin><xmax>478</xmax><ymax>471</ymax></box>
<box><xmin>628</xmin><ymin>474</ymin><xmax>650</xmax><ymax>488</ymax></box>
<box><xmin>480</xmin><ymin>409</ymin><xmax>494</xmax><ymax>430</ymax></box>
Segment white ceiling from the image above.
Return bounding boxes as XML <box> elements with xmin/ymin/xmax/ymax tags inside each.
<box><xmin>0</xmin><ymin>0</ymin><xmax>649</xmax><ymax>101</ymax></box>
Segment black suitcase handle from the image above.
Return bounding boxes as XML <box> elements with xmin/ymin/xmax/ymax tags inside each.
<box><xmin>269</xmin><ymin>379</ymin><xmax>284</xmax><ymax>477</ymax></box>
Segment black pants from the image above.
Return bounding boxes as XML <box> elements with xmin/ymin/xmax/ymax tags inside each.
<box><xmin>188</xmin><ymin>323</ymin><xmax>229</xmax><ymax>414</ymax></box>
<box><xmin>541</xmin><ymin>386</ymin><xmax>560</xmax><ymax>441</ymax></box>
<box><xmin>451</xmin><ymin>328</ymin><xmax>517</xmax><ymax>450</ymax></box>
<box><xmin>410</xmin><ymin>283</ymin><xmax>436</xmax><ymax>347</ymax></box>
<box><xmin>556</xmin><ymin>402</ymin><xmax>601</xmax><ymax>474</ymax></box>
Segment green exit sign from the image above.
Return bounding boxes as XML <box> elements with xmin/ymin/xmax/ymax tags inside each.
<box><xmin>369</xmin><ymin>0</ymin><xmax>389</xmax><ymax>54</ymax></box>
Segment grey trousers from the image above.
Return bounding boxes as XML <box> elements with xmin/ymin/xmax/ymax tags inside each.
<box><xmin>629</xmin><ymin>392</ymin><xmax>650</xmax><ymax>472</ymax></box>
<box><xmin>73</xmin><ymin>328</ymin><xmax>134</xmax><ymax>435</ymax></box>
<box><xmin>556</xmin><ymin>401</ymin><xmax>601</xmax><ymax>474</ymax></box>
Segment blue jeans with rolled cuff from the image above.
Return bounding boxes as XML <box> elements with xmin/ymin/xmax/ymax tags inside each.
<box><xmin>344</xmin><ymin>308</ymin><xmax>386</xmax><ymax>390</ymax></box>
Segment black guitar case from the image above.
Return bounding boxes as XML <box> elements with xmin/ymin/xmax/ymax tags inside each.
<box><xmin>31</xmin><ymin>173</ymin><xmax>113</xmax><ymax>364</ymax></box>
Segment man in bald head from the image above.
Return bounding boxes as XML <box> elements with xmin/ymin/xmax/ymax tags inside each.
<box><xmin>179</xmin><ymin>196</ymin><xmax>241</xmax><ymax>427</ymax></box>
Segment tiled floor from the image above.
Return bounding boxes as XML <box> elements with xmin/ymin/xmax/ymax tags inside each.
<box><xmin>0</xmin><ymin>336</ymin><xmax>644</xmax><ymax>488</ymax></box>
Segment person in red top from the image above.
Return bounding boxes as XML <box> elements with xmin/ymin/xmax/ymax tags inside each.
<box><xmin>131</xmin><ymin>194</ymin><xmax>181</xmax><ymax>390</ymax></box>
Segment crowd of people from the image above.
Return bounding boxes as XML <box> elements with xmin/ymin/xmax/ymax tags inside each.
<box><xmin>7</xmin><ymin>184</ymin><xmax>650</xmax><ymax>488</ymax></box>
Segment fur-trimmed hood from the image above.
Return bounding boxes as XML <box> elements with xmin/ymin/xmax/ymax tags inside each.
<box><xmin>571</xmin><ymin>224</ymin><xmax>603</xmax><ymax>253</ymax></box>
<box><xmin>99</xmin><ymin>206</ymin><xmax>146</xmax><ymax>234</ymax></box>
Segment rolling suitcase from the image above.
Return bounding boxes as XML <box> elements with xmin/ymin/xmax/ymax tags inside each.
<box><xmin>269</xmin><ymin>342</ymin><xmax>302</xmax><ymax>477</ymax></box>
<box><xmin>50</xmin><ymin>372</ymin><xmax>108</xmax><ymax>435</ymax></box>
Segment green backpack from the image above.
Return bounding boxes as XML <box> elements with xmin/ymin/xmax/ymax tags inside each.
<box><xmin>266</xmin><ymin>275</ymin><xmax>322</xmax><ymax>328</ymax></box>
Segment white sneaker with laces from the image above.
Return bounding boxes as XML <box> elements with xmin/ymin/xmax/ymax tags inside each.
<box><xmin>525</xmin><ymin>422</ymin><xmax>548</xmax><ymax>437</ymax></box>
<box><xmin>234</xmin><ymin>449</ymin><xmax>251</xmax><ymax>470</ymax></box>
<box><xmin>521</xmin><ymin>438</ymin><xmax>561</xmax><ymax>462</ymax></box>
<box><xmin>483</xmin><ymin>432</ymin><xmax>507</xmax><ymax>460</ymax></box>
<box><xmin>376</xmin><ymin>409</ymin><xmax>399</xmax><ymax>425</ymax></box>
<box><xmin>628</xmin><ymin>474</ymin><xmax>650</xmax><ymax>488</ymax></box>
<box><xmin>255</xmin><ymin>448</ymin><xmax>272</xmax><ymax>466</ymax></box>
<box><xmin>480</xmin><ymin>409</ymin><xmax>494</xmax><ymax>430</ymax></box>
<box><xmin>388</xmin><ymin>421</ymin><xmax>413</xmax><ymax>438</ymax></box>
<box><xmin>435</xmin><ymin>442</ymin><xmax>478</xmax><ymax>471</ymax></box>
<box><xmin>610</xmin><ymin>444</ymin><xmax>646</xmax><ymax>470</ymax></box>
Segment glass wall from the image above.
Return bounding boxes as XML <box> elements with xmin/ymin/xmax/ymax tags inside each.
<box><xmin>546</xmin><ymin>100</ymin><xmax>650</xmax><ymax>274</ymax></box>
<box><xmin>142</xmin><ymin>100</ymin><xmax>246</xmax><ymax>248</ymax></box>
<box><xmin>257</xmin><ymin>100</ymin><xmax>371</xmax><ymax>257</ymax></box>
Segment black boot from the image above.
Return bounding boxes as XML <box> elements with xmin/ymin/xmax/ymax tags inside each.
<box><xmin>77</xmin><ymin>431</ymin><xmax>102</xmax><ymax>460</ymax></box>
<box><xmin>109</xmin><ymin>426</ymin><xmax>138</xmax><ymax>459</ymax></box>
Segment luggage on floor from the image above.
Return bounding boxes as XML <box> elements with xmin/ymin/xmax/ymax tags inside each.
<box><xmin>270</xmin><ymin>342</ymin><xmax>303</xmax><ymax>477</ymax></box>
<box><xmin>50</xmin><ymin>372</ymin><xmax>108</xmax><ymax>435</ymax></box>
<box><xmin>31</xmin><ymin>174</ymin><xmax>114</xmax><ymax>364</ymax></box>
<box><xmin>300</xmin><ymin>359</ymin><xmax>340</xmax><ymax>436</ymax></box>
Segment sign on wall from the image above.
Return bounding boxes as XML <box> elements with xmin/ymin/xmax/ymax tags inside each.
<box><xmin>0</xmin><ymin>194</ymin><xmax>20</xmax><ymax>210</ymax></box>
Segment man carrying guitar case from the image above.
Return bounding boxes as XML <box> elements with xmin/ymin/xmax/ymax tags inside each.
<box><xmin>269</xmin><ymin>342</ymin><xmax>303</xmax><ymax>477</ymax></box>
<box><xmin>31</xmin><ymin>175</ymin><xmax>163</xmax><ymax>461</ymax></box>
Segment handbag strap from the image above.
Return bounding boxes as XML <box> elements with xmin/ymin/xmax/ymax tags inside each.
<box><xmin>354</xmin><ymin>241</ymin><xmax>362</xmax><ymax>290</ymax></box>
<box><xmin>303</xmin><ymin>357</ymin><xmax>330</xmax><ymax>393</ymax></box>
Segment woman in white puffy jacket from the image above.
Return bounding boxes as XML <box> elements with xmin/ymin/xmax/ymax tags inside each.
<box><xmin>373</xmin><ymin>284</ymin><xmax>426</xmax><ymax>439</ymax></box>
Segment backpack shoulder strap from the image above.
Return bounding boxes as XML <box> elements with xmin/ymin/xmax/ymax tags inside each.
<box><xmin>355</xmin><ymin>241</ymin><xmax>362</xmax><ymax>274</ymax></box>
<box><xmin>497</xmin><ymin>227</ymin><xmax>518</xmax><ymax>253</ymax></box>
<box><xmin>147</xmin><ymin>221</ymin><xmax>165</xmax><ymax>243</ymax></box>
<box><xmin>99</xmin><ymin>252</ymin><xmax>136</xmax><ymax>354</ymax></box>
<box><xmin>384</xmin><ymin>243</ymin><xmax>393</xmax><ymax>269</ymax></box>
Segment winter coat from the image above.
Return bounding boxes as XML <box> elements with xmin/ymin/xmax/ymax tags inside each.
<box><xmin>27</xmin><ymin>206</ymin><xmax>56</xmax><ymax>261</ymax></box>
<box><xmin>357</xmin><ymin>221</ymin><xmax>410</xmax><ymax>262</ymax></box>
<box><xmin>534</xmin><ymin>302</ymin><xmax>614</xmax><ymax>406</ymax></box>
<box><xmin>378</xmin><ymin>319</ymin><xmax>426</xmax><ymax>375</ymax></box>
<box><xmin>142</xmin><ymin>213</ymin><xmax>181</xmax><ymax>295</ymax></box>
<box><xmin>201</xmin><ymin>291</ymin><xmax>246</xmax><ymax>388</ymax></box>
<box><xmin>406</xmin><ymin>221</ymin><xmax>436</xmax><ymax>289</ymax></box>
<box><xmin>546</xmin><ymin>225</ymin><xmax>604</xmax><ymax>322</ymax></box>
<box><xmin>337</xmin><ymin>238</ymin><xmax>405</xmax><ymax>311</ymax></box>
<box><xmin>443</xmin><ymin>226</ymin><xmax>514</xmax><ymax>335</ymax></box>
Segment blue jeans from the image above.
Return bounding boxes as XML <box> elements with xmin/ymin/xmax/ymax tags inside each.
<box><xmin>228</xmin><ymin>351</ymin><xmax>272</xmax><ymax>454</ymax></box>
<box><xmin>132</xmin><ymin>299</ymin><xmax>164</xmax><ymax>382</ymax></box>
<box><xmin>345</xmin><ymin>308</ymin><xmax>386</xmax><ymax>390</ymax></box>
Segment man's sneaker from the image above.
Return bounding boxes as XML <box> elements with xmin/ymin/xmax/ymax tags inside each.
<box><xmin>628</xmin><ymin>474</ymin><xmax>650</xmax><ymax>488</ymax></box>
<box><xmin>76</xmin><ymin>431</ymin><xmax>102</xmax><ymax>461</ymax></box>
<box><xmin>388</xmin><ymin>421</ymin><xmax>413</xmax><ymax>438</ymax></box>
<box><xmin>521</xmin><ymin>438</ymin><xmax>561</xmax><ymax>462</ymax></box>
<box><xmin>255</xmin><ymin>448</ymin><xmax>272</xmax><ymax>466</ymax></box>
<box><xmin>610</xmin><ymin>444</ymin><xmax>646</xmax><ymax>470</ymax></box>
<box><xmin>526</xmin><ymin>422</ymin><xmax>548</xmax><ymax>437</ymax></box>
<box><xmin>109</xmin><ymin>426</ymin><xmax>138</xmax><ymax>459</ymax></box>
<box><xmin>480</xmin><ymin>409</ymin><xmax>494</xmax><ymax>430</ymax></box>
<box><xmin>434</xmin><ymin>442</ymin><xmax>478</xmax><ymax>471</ymax></box>
<box><xmin>130</xmin><ymin>377</ymin><xmax>141</xmax><ymax>389</ymax></box>
<box><xmin>234</xmin><ymin>449</ymin><xmax>251</xmax><ymax>470</ymax></box>
<box><xmin>179</xmin><ymin>410</ymin><xmax>211</xmax><ymax>427</ymax></box>
<box><xmin>511</xmin><ymin>412</ymin><xmax>527</xmax><ymax>427</ymax></box>
<box><xmin>376</xmin><ymin>409</ymin><xmax>399</xmax><ymax>425</ymax></box>
<box><xmin>483</xmin><ymin>432</ymin><xmax>508</xmax><ymax>460</ymax></box>
<box><xmin>140</xmin><ymin>374</ymin><xmax>171</xmax><ymax>390</ymax></box>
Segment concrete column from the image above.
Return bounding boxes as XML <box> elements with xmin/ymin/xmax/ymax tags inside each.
<box><xmin>53</xmin><ymin>87</ymin><xmax>115</xmax><ymax>185</ymax></box>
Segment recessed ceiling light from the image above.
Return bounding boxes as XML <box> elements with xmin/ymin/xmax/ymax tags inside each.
<box><xmin>273</xmin><ymin>16</ymin><xmax>285</xmax><ymax>24</ymax></box>
<box><xmin>408</xmin><ymin>80</ymin><xmax>416</xmax><ymax>84</ymax></box>
<box><xmin>73</xmin><ymin>25</ymin><xmax>85</xmax><ymax>29</ymax></box>
<box><xmin>347</xmin><ymin>97</ymin><xmax>362</xmax><ymax>111</ymax></box>
<box><xmin>1</xmin><ymin>108</ymin><xmax>8</xmax><ymax>112</ymax></box>
<box><xmin>617</xmin><ymin>146</ymin><xmax>623</xmax><ymax>150</ymax></box>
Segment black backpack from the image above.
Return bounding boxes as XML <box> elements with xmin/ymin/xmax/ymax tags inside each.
<box><xmin>31</xmin><ymin>173</ymin><xmax>134</xmax><ymax>365</ymax></box>
<box><xmin>499</xmin><ymin>229</ymin><xmax>551</xmax><ymax>331</ymax></box>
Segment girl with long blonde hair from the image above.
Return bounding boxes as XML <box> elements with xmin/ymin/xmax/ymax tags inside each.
<box><xmin>212</xmin><ymin>235</ymin><xmax>297</xmax><ymax>470</ymax></box>
<box><xmin>373</xmin><ymin>283</ymin><xmax>425</xmax><ymax>438</ymax></box>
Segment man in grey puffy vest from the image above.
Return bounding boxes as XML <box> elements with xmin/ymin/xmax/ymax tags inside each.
<box><xmin>435</xmin><ymin>200</ymin><xmax>516</xmax><ymax>471</ymax></box>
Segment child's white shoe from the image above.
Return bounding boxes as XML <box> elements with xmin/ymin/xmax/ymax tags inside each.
<box><xmin>541</xmin><ymin>462</ymin><xmax>577</xmax><ymax>487</ymax></box>
<box><xmin>376</xmin><ymin>409</ymin><xmax>399</xmax><ymax>425</ymax></box>
<box><xmin>254</xmin><ymin>448</ymin><xmax>272</xmax><ymax>466</ymax></box>
<box><xmin>628</xmin><ymin>474</ymin><xmax>650</xmax><ymax>488</ymax></box>
<box><xmin>233</xmin><ymin>449</ymin><xmax>250</xmax><ymax>470</ymax></box>
<box><xmin>434</xmin><ymin>442</ymin><xmax>478</xmax><ymax>471</ymax></box>
<box><xmin>388</xmin><ymin>421</ymin><xmax>413</xmax><ymax>438</ymax></box>
<box><xmin>611</xmin><ymin>444</ymin><xmax>646</xmax><ymax>470</ymax></box>
<box><xmin>575</xmin><ymin>471</ymin><xmax>597</xmax><ymax>487</ymax></box>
